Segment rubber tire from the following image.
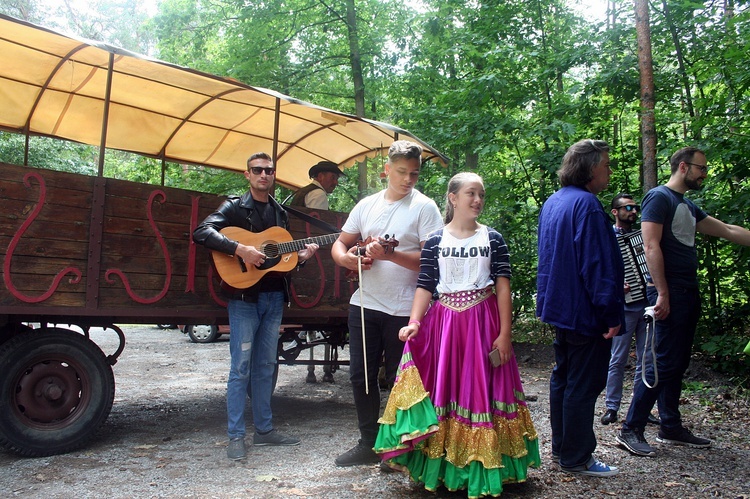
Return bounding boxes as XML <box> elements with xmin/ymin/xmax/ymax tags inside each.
<box><xmin>0</xmin><ymin>328</ymin><xmax>115</xmax><ymax>457</ymax></box>
<box><xmin>185</xmin><ymin>324</ymin><xmax>219</xmax><ymax>343</ymax></box>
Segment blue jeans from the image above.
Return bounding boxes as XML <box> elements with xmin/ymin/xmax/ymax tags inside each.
<box><xmin>226</xmin><ymin>292</ymin><xmax>284</xmax><ymax>439</ymax></box>
<box><xmin>623</xmin><ymin>284</ymin><xmax>700</xmax><ymax>433</ymax></box>
<box><xmin>604</xmin><ymin>301</ymin><xmax>649</xmax><ymax>411</ymax></box>
<box><xmin>347</xmin><ymin>306</ymin><xmax>406</xmax><ymax>446</ymax></box>
<box><xmin>550</xmin><ymin>328</ymin><xmax>611</xmax><ymax>468</ymax></box>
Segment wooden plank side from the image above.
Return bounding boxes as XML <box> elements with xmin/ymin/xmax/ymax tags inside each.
<box><xmin>1</xmin><ymin>163</ymin><xmax>91</xmax><ymax>308</ymax></box>
<box><xmin>1</xmin><ymin>162</ymin><xmax>351</xmax><ymax>327</ymax></box>
<box><xmin>95</xmin><ymin>177</ymin><xmax>228</xmax><ymax>314</ymax></box>
<box><xmin>284</xmin><ymin>208</ymin><xmax>353</xmax><ymax>317</ymax></box>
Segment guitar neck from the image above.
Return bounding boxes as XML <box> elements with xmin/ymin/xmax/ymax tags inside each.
<box><xmin>277</xmin><ymin>233</ymin><xmax>340</xmax><ymax>255</ymax></box>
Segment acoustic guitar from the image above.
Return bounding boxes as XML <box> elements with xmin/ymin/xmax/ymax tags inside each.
<box><xmin>211</xmin><ymin>226</ymin><xmax>339</xmax><ymax>289</ymax></box>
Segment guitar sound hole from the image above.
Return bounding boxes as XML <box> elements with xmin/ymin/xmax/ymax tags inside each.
<box><xmin>264</xmin><ymin>244</ymin><xmax>279</xmax><ymax>258</ymax></box>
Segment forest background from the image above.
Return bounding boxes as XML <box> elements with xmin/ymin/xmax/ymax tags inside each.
<box><xmin>1</xmin><ymin>0</ymin><xmax>748</xmax><ymax>383</ymax></box>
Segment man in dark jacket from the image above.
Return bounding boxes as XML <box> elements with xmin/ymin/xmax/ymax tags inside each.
<box><xmin>536</xmin><ymin>139</ymin><xmax>624</xmax><ymax>477</ymax></box>
<box><xmin>193</xmin><ymin>152</ymin><xmax>318</xmax><ymax>461</ymax></box>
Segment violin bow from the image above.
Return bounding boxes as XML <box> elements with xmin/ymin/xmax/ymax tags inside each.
<box><xmin>357</xmin><ymin>245</ymin><xmax>369</xmax><ymax>394</ymax></box>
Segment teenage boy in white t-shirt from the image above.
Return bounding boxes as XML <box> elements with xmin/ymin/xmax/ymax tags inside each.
<box><xmin>331</xmin><ymin>140</ymin><xmax>443</xmax><ymax>467</ymax></box>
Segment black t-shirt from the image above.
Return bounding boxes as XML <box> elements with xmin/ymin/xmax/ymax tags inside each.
<box><xmin>253</xmin><ymin>200</ymin><xmax>286</xmax><ymax>294</ymax></box>
<box><xmin>641</xmin><ymin>185</ymin><xmax>707</xmax><ymax>287</ymax></box>
<box><xmin>254</xmin><ymin>200</ymin><xmax>276</xmax><ymax>231</ymax></box>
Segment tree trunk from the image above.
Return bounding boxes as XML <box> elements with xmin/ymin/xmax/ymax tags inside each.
<box><xmin>345</xmin><ymin>0</ymin><xmax>365</xmax><ymax>118</ymax></box>
<box><xmin>465</xmin><ymin>150</ymin><xmax>478</xmax><ymax>170</ymax></box>
<box><xmin>661</xmin><ymin>1</ymin><xmax>695</xmax><ymax>124</ymax></box>
<box><xmin>344</xmin><ymin>0</ymin><xmax>369</xmax><ymax>198</ymax></box>
<box><xmin>634</xmin><ymin>0</ymin><xmax>657</xmax><ymax>192</ymax></box>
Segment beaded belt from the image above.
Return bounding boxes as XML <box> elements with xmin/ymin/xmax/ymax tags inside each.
<box><xmin>438</xmin><ymin>286</ymin><xmax>494</xmax><ymax>312</ymax></box>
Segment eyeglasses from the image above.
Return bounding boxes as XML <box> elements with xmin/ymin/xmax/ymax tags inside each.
<box><xmin>617</xmin><ymin>204</ymin><xmax>640</xmax><ymax>212</ymax></box>
<box><xmin>684</xmin><ymin>162</ymin><xmax>708</xmax><ymax>174</ymax></box>
<box><xmin>248</xmin><ymin>167</ymin><xmax>276</xmax><ymax>176</ymax></box>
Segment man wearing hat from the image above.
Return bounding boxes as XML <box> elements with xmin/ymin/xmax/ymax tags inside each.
<box><xmin>290</xmin><ymin>160</ymin><xmax>344</xmax><ymax>210</ymax></box>
<box><xmin>290</xmin><ymin>160</ymin><xmax>345</xmax><ymax>385</ymax></box>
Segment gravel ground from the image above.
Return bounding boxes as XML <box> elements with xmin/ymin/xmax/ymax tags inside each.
<box><xmin>1</xmin><ymin>325</ymin><xmax>748</xmax><ymax>498</ymax></box>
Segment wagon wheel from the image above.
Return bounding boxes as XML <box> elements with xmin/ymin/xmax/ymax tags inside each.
<box><xmin>0</xmin><ymin>328</ymin><xmax>115</xmax><ymax>457</ymax></box>
<box><xmin>278</xmin><ymin>329</ymin><xmax>303</xmax><ymax>361</ymax></box>
<box><xmin>185</xmin><ymin>324</ymin><xmax>219</xmax><ymax>343</ymax></box>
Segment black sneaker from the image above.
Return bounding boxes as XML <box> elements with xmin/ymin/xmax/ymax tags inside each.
<box><xmin>616</xmin><ymin>428</ymin><xmax>657</xmax><ymax>457</ymax></box>
<box><xmin>379</xmin><ymin>461</ymin><xmax>396</xmax><ymax>473</ymax></box>
<box><xmin>656</xmin><ymin>428</ymin><xmax>711</xmax><ymax>448</ymax></box>
<box><xmin>227</xmin><ymin>437</ymin><xmax>246</xmax><ymax>460</ymax></box>
<box><xmin>253</xmin><ymin>429</ymin><xmax>301</xmax><ymax>446</ymax></box>
<box><xmin>600</xmin><ymin>409</ymin><xmax>618</xmax><ymax>425</ymax></box>
<box><xmin>335</xmin><ymin>442</ymin><xmax>380</xmax><ymax>466</ymax></box>
<box><xmin>647</xmin><ymin>413</ymin><xmax>661</xmax><ymax>425</ymax></box>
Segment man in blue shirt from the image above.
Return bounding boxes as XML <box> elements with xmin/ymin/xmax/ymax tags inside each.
<box><xmin>537</xmin><ymin>139</ymin><xmax>624</xmax><ymax>477</ymax></box>
<box><xmin>617</xmin><ymin>146</ymin><xmax>750</xmax><ymax>457</ymax></box>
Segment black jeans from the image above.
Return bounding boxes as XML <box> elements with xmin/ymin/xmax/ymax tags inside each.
<box><xmin>550</xmin><ymin>328</ymin><xmax>611</xmax><ymax>468</ymax></box>
<box><xmin>347</xmin><ymin>306</ymin><xmax>406</xmax><ymax>446</ymax></box>
<box><xmin>624</xmin><ymin>284</ymin><xmax>701</xmax><ymax>433</ymax></box>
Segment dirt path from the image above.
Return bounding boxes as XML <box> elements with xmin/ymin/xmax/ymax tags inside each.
<box><xmin>1</xmin><ymin>326</ymin><xmax>748</xmax><ymax>498</ymax></box>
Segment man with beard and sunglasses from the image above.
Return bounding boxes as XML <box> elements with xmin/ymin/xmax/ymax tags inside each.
<box><xmin>617</xmin><ymin>146</ymin><xmax>750</xmax><ymax>457</ymax></box>
<box><xmin>601</xmin><ymin>193</ymin><xmax>661</xmax><ymax>427</ymax></box>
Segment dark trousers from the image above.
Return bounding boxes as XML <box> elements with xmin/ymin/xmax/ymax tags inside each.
<box><xmin>347</xmin><ymin>306</ymin><xmax>406</xmax><ymax>446</ymax></box>
<box><xmin>550</xmin><ymin>328</ymin><xmax>611</xmax><ymax>468</ymax></box>
<box><xmin>624</xmin><ymin>284</ymin><xmax>701</xmax><ymax>433</ymax></box>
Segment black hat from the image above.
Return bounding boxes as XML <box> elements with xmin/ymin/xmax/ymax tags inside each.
<box><xmin>309</xmin><ymin>160</ymin><xmax>345</xmax><ymax>178</ymax></box>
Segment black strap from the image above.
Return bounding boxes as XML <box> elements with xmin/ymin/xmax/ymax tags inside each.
<box><xmin>282</xmin><ymin>204</ymin><xmax>342</xmax><ymax>233</ymax></box>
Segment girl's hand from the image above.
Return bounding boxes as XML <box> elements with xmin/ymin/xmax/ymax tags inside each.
<box><xmin>492</xmin><ymin>335</ymin><xmax>513</xmax><ymax>366</ymax></box>
<box><xmin>399</xmin><ymin>324</ymin><xmax>419</xmax><ymax>342</ymax></box>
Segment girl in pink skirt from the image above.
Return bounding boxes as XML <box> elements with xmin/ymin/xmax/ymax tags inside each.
<box><xmin>374</xmin><ymin>172</ymin><xmax>540</xmax><ymax>498</ymax></box>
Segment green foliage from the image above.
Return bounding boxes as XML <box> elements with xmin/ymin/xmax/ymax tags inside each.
<box><xmin>512</xmin><ymin>317</ymin><xmax>555</xmax><ymax>345</ymax></box>
<box><xmin>0</xmin><ymin>133</ymin><xmax>98</xmax><ymax>175</ymax></box>
<box><xmin>700</xmin><ymin>333</ymin><xmax>750</xmax><ymax>380</ymax></box>
<box><xmin>682</xmin><ymin>380</ymin><xmax>709</xmax><ymax>394</ymax></box>
<box><xmin>0</xmin><ymin>132</ymin><xmax>248</xmax><ymax>195</ymax></box>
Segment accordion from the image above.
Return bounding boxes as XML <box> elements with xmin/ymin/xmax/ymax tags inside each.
<box><xmin>617</xmin><ymin>229</ymin><xmax>650</xmax><ymax>303</ymax></box>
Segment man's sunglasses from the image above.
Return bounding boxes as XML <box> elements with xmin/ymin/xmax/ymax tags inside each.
<box><xmin>617</xmin><ymin>204</ymin><xmax>640</xmax><ymax>212</ymax></box>
<box><xmin>248</xmin><ymin>167</ymin><xmax>276</xmax><ymax>175</ymax></box>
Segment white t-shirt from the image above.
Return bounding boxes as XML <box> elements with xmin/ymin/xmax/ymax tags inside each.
<box><xmin>435</xmin><ymin>225</ymin><xmax>493</xmax><ymax>294</ymax></box>
<box><xmin>342</xmin><ymin>188</ymin><xmax>443</xmax><ymax>315</ymax></box>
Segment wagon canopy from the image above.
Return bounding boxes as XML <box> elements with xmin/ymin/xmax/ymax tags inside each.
<box><xmin>0</xmin><ymin>14</ymin><xmax>446</xmax><ymax>189</ymax></box>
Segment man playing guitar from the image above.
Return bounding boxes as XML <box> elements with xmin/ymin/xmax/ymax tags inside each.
<box><xmin>193</xmin><ymin>152</ymin><xmax>318</xmax><ymax>461</ymax></box>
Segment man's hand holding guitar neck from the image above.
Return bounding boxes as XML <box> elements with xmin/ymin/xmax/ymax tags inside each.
<box><xmin>296</xmin><ymin>243</ymin><xmax>319</xmax><ymax>263</ymax></box>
